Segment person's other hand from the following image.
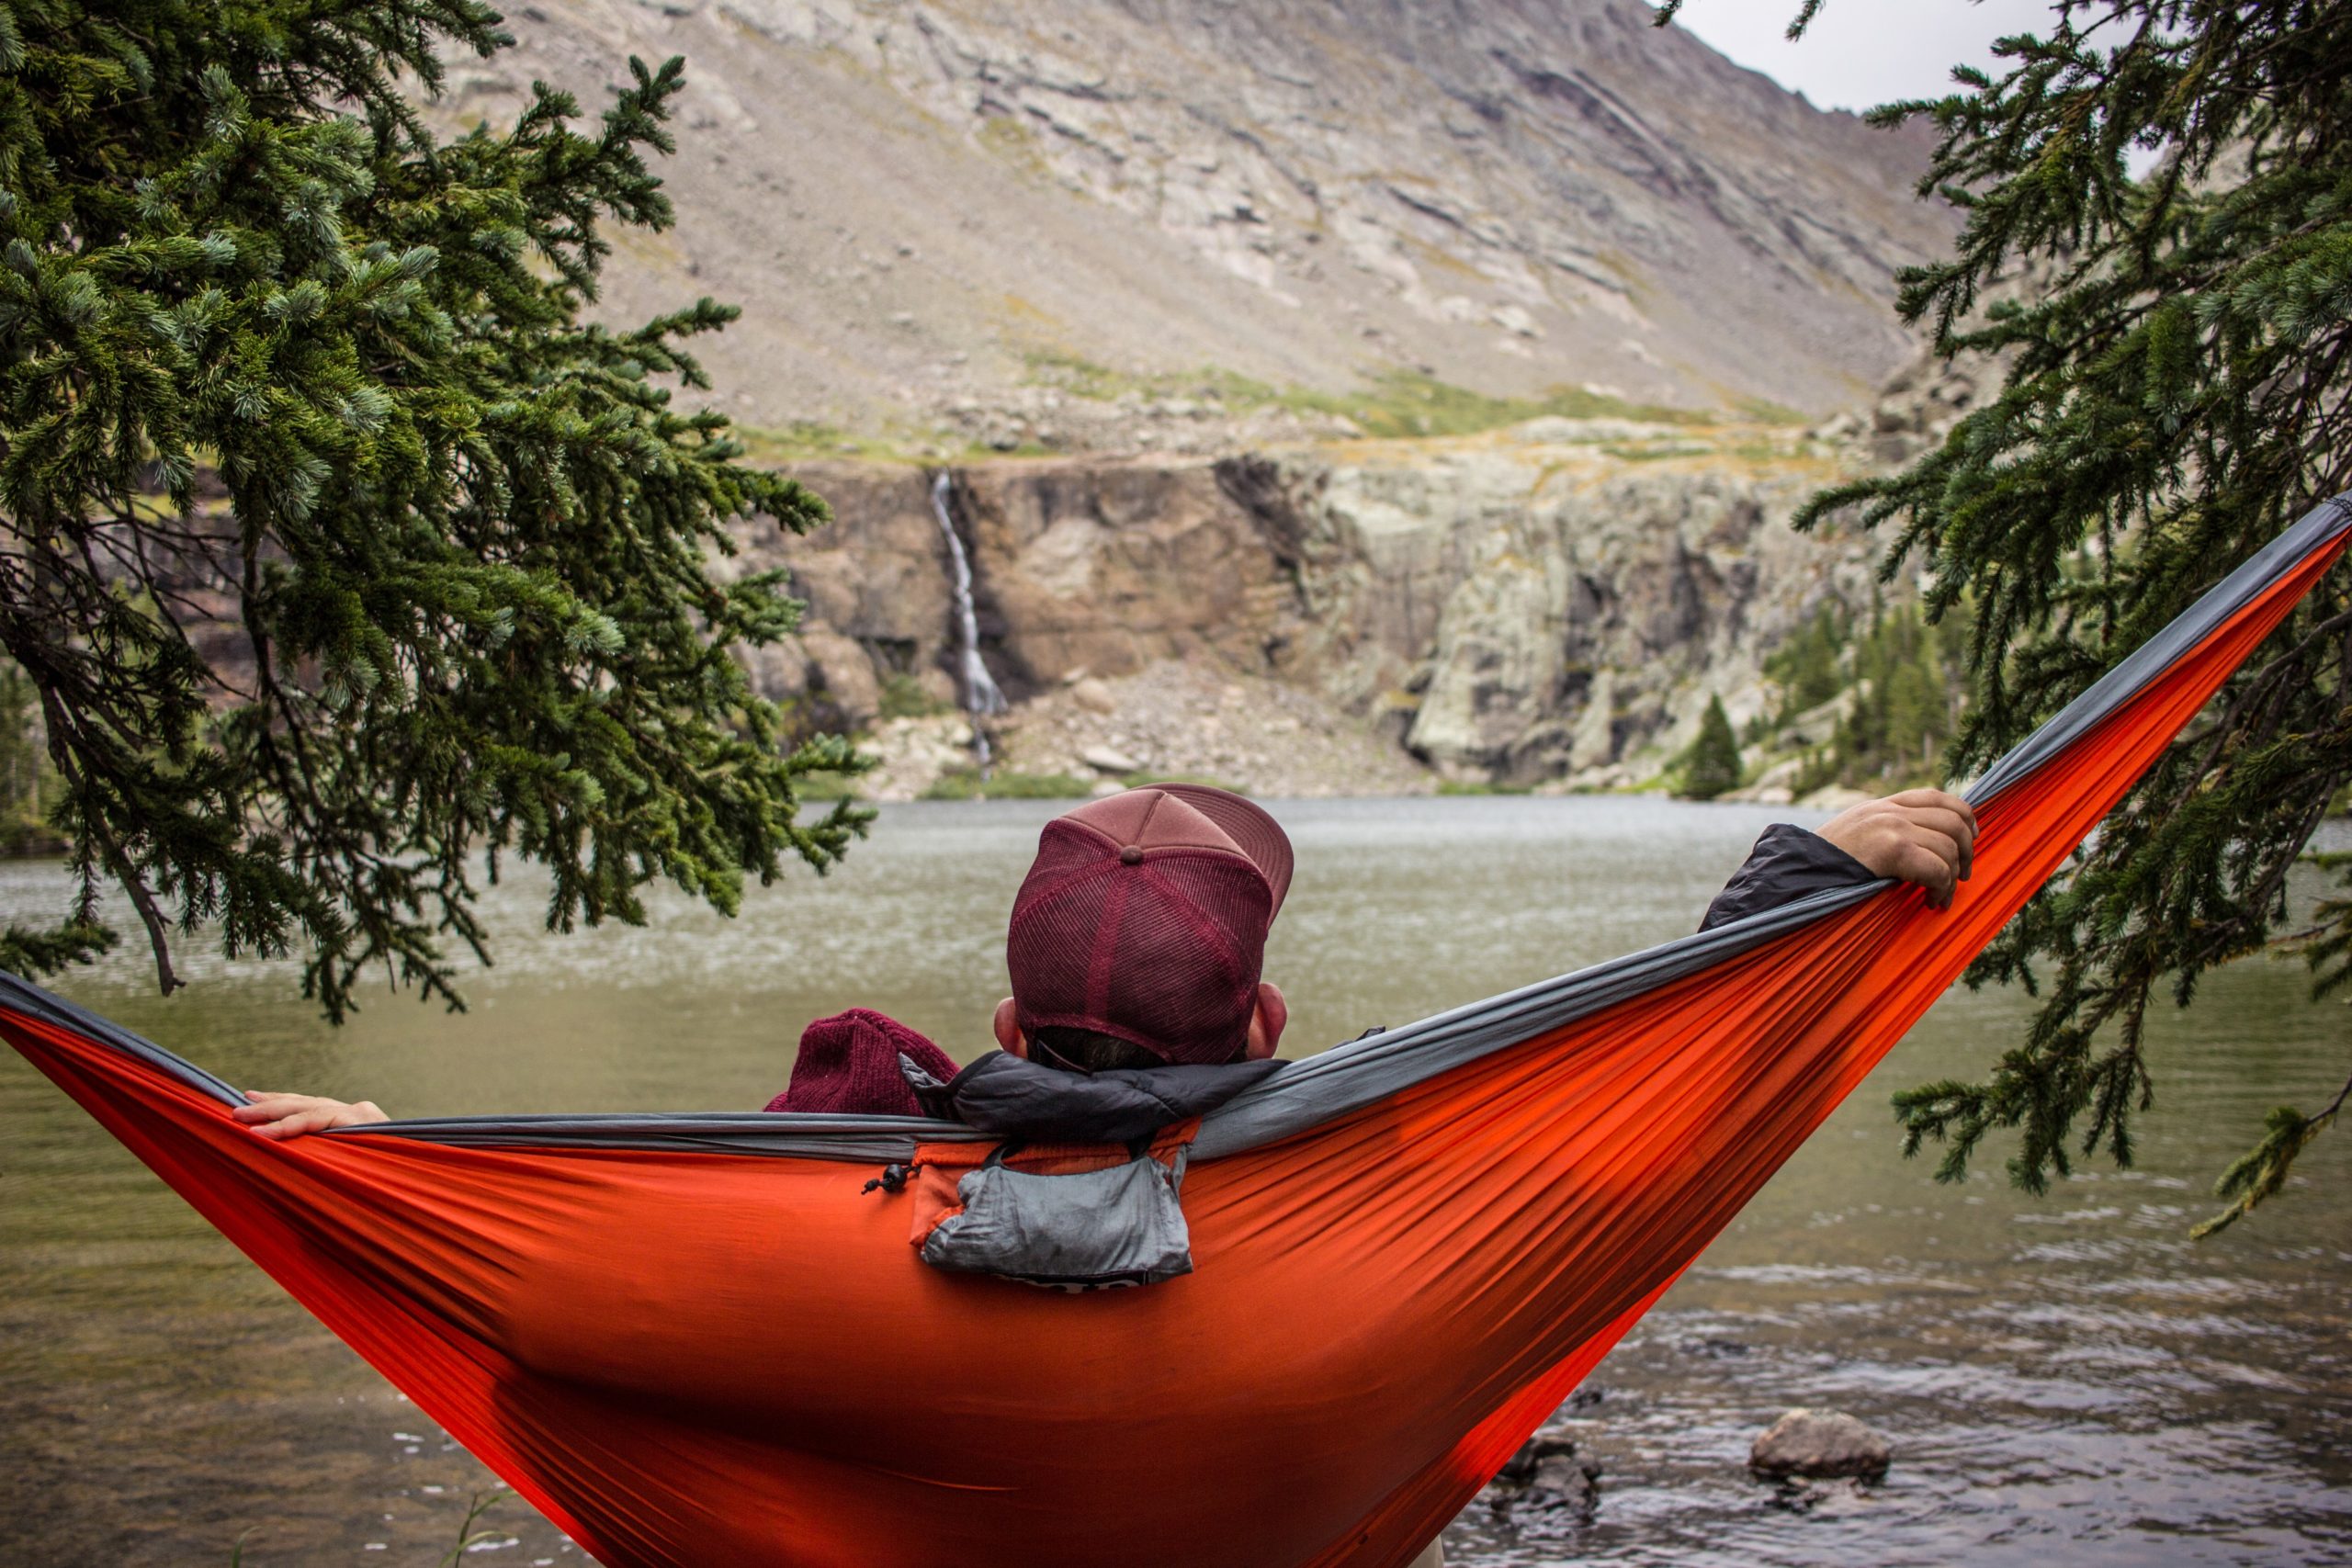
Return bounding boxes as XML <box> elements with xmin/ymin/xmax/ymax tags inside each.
<box><xmin>1815</xmin><ymin>788</ymin><xmax>1977</xmax><ymax>910</ymax></box>
<box><xmin>232</xmin><ymin>1091</ymin><xmax>390</xmax><ymax>1139</ymax></box>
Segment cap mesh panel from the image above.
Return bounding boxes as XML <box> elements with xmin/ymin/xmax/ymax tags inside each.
<box><xmin>1008</xmin><ymin>821</ymin><xmax>1273</xmax><ymax>1064</ymax></box>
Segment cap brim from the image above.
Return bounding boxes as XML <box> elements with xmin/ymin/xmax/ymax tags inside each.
<box><xmin>1150</xmin><ymin>784</ymin><xmax>1294</xmax><ymax>914</ymax></box>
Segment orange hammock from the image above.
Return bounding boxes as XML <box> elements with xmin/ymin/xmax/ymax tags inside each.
<box><xmin>6</xmin><ymin>496</ymin><xmax>2349</xmax><ymax>1568</ymax></box>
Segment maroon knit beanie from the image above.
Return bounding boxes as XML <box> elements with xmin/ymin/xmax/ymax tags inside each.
<box><xmin>766</xmin><ymin>1009</ymin><xmax>958</xmax><ymax>1117</ymax></box>
<box><xmin>1005</xmin><ymin>785</ymin><xmax>1294</xmax><ymax>1066</ymax></box>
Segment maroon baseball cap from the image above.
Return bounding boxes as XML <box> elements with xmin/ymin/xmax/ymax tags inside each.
<box><xmin>1006</xmin><ymin>784</ymin><xmax>1294</xmax><ymax>1066</ymax></box>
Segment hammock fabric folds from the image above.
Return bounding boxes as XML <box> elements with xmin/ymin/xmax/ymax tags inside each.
<box><xmin>7</xmin><ymin>495</ymin><xmax>2350</xmax><ymax>1568</ymax></box>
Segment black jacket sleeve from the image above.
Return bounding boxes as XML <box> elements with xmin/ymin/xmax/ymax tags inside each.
<box><xmin>1698</xmin><ymin>823</ymin><xmax>1880</xmax><ymax>931</ymax></box>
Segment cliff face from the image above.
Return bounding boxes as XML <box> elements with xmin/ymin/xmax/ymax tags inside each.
<box><xmin>450</xmin><ymin>0</ymin><xmax>1955</xmax><ymax>438</ymax></box>
<box><xmin>1231</xmin><ymin>434</ymin><xmax>1880</xmax><ymax>782</ymax></box>
<box><xmin>729</xmin><ymin>459</ymin><xmax>1293</xmax><ymax>725</ymax></box>
<box><xmin>735</xmin><ymin>428</ymin><xmax>1879</xmax><ymax>789</ymax></box>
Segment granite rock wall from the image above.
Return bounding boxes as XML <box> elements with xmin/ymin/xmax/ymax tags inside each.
<box><xmin>735</xmin><ymin>427</ymin><xmax>1882</xmax><ymax>784</ymax></box>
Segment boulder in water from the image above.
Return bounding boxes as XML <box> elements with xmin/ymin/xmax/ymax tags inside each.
<box><xmin>1486</xmin><ymin>1433</ymin><xmax>1600</xmax><ymax>1529</ymax></box>
<box><xmin>1748</xmin><ymin>1408</ymin><xmax>1892</xmax><ymax>1479</ymax></box>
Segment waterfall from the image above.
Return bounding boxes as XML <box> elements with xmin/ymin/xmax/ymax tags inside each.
<box><xmin>929</xmin><ymin>470</ymin><xmax>1006</xmax><ymax>768</ymax></box>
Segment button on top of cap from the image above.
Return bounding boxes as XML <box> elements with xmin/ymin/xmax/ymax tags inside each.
<box><xmin>1120</xmin><ymin>844</ymin><xmax>1145</xmax><ymax>864</ymax></box>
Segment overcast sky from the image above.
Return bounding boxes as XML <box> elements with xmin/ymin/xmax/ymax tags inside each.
<box><xmin>1668</xmin><ymin>0</ymin><xmax>2067</xmax><ymax>114</ymax></box>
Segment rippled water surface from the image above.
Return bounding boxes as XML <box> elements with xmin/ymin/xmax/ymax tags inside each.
<box><xmin>2</xmin><ymin>797</ymin><xmax>2347</xmax><ymax>1566</ymax></box>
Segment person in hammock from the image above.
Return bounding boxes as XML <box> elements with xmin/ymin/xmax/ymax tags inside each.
<box><xmin>234</xmin><ymin>783</ymin><xmax>1973</xmax><ymax>1138</ymax></box>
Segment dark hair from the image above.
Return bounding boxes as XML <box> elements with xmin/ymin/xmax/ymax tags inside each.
<box><xmin>1030</xmin><ymin>1025</ymin><xmax>1174</xmax><ymax>1075</ymax></box>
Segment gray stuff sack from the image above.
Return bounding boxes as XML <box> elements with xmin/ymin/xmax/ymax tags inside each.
<box><xmin>920</xmin><ymin>1140</ymin><xmax>1193</xmax><ymax>1291</ymax></box>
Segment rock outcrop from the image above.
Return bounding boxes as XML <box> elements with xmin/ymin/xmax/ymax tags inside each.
<box><xmin>730</xmin><ymin>423</ymin><xmax>1882</xmax><ymax>792</ymax></box>
<box><xmin>1229</xmin><ymin>427</ymin><xmax>1881</xmax><ymax>784</ymax></box>
<box><xmin>1810</xmin><ymin>255</ymin><xmax>2058</xmax><ymax>467</ymax></box>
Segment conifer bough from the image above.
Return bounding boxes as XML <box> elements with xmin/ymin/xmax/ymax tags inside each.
<box><xmin>0</xmin><ymin>0</ymin><xmax>863</xmax><ymax>1019</ymax></box>
<box><xmin>1657</xmin><ymin>0</ymin><xmax>2352</xmax><ymax>1230</ymax></box>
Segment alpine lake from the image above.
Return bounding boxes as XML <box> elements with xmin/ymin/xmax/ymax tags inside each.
<box><xmin>2</xmin><ymin>795</ymin><xmax>2347</xmax><ymax>1567</ymax></box>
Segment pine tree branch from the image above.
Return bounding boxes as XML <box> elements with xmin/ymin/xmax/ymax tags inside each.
<box><xmin>1796</xmin><ymin>0</ymin><xmax>2352</xmax><ymax>1229</ymax></box>
<box><xmin>2192</xmin><ymin>1066</ymin><xmax>2351</xmax><ymax>1238</ymax></box>
<box><xmin>32</xmin><ymin>682</ymin><xmax>181</xmax><ymax>994</ymax></box>
<box><xmin>0</xmin><ymin>0</ymin><xmax>850</xmax><ymax>1019</ymax></box>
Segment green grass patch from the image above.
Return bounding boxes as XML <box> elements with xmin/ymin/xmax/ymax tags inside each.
<box><xmin>1022</xmin><ymin>354</ymin><xmax>1710</xmax><ymax>440</ymax></box>
<box><xmin>735</xmin><ymin>421</ymin><xmax>1045</xmax><ymax>468</ymax></box>
<box><xmin>739</xmin><ymin>358</ymin><xmax>1780</xmax><ymax>471</ymax></box>
<box><xmin>794</xmin><ymin>770</ymin><xmax>866</xmax><ymax>801</ymax></box>
<box><xmin>877</xmin><ymin>673</ymin><xmax>950</xmax><ymax>721</ymax></box>
<box><xmin>1120</xmin><ymin>771</ymin><xmax>1251</xmax><ymax>795</ymax></box>
<box><xmin>735</xmin><ymin>421</ymin><xmax>925</xmax><ymax>466</ymax></box>
<box><xmin>1728</xmin><ymin>395</ymin><xmax>1811</xmax><ymax>426</ymax></box>
<box><xmin>1599</xmin><ymin>440</ymin><xmax>1716</xmax><ymax>462</ymax></box>
<box><xmin>1312</xmin><ymin>371</ymin><xmax>1706</xmax><ymax>439</ymax></box>
<box><xmin>975</xmin><ymin>115</ymin><xmax>1051</xmax><ymax>179</ymax></box>
<box><xmin>1434</xmin><ymin>778</ymin><xmax>1534</xmax><ymax>795</ymax></box>
<box><xmin>924</xmin><ymin>769</ymin><xmax>1096</xmax><ymax>800</ymax></box>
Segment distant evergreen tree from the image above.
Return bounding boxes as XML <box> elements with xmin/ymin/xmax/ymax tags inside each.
<box><xmin>1764</xmin><ymin>604</ymin><xmax>1849</xmax><ymax>722</ymax></box>
<box><xmin>0</xmin><ymin>658</ymin><xmax>59</xmax><ymax>854</ymax></box>
<box><xmin>1677</xmin><ymin>694</ymin><xmax>1743</xmax><ymax>801</ymax></box>
<box><xmin>1658</xmin><ymin>0</ymin><xmax>2352</xmax><ymax>1230</ymax></box>
<box><xmin>1759</xmin><ymin>595</ymin><xmax>1970</xmax><ymax>789</ymax></box>
<box><xmin>0</xmin><ymin>1</ymin><xmax>860</xmax><ymax>1017</ymax></box>
<box><xmin>1833</xmin><ymin>602</ymin><xmax>1961</xmax><ymax>786</ymax></box>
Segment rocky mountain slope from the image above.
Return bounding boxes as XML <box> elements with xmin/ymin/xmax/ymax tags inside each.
<box><xmin>450</xmin><ymin>0</ymin><xmax>1957</xmax><ymax>445</ymax></box>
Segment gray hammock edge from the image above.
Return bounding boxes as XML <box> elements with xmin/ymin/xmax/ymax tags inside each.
<box><xmin>5</xmin><ymin>492</ymin><xmax>2346</xmax><ymax>1165</ymax></box>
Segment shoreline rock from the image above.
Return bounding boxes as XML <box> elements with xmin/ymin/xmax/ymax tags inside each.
<box><xmin>1481</xmin><ymin>1433</ymin><xmax>1601</xmax><ymax>1533</ymax></box>
<box><xmin>1748</xmin><ymin>1408</ymin><xmax>1893</xmax><ymax>1480</ymax></box>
